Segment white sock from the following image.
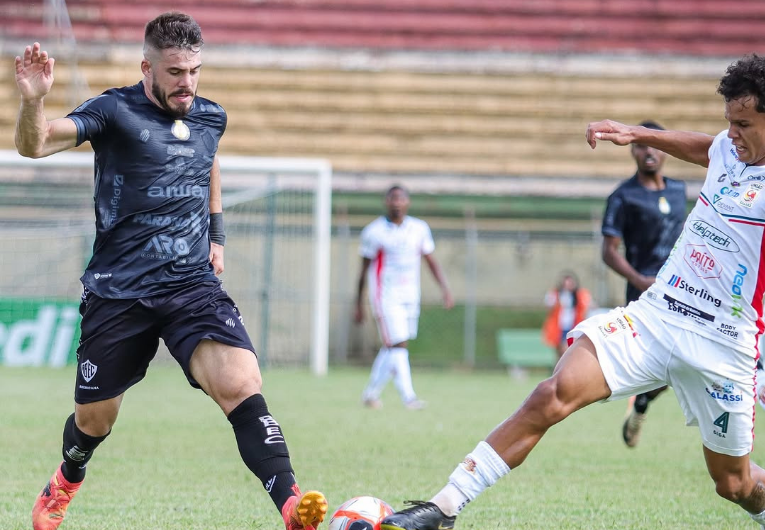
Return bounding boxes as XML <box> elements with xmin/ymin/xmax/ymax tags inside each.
<box><xmin>750</xmin><ymin>507</ymin><xmax>765</xmax><ymax>525</ymax></box>
<box><xmin>430</xmin><ymin>441</ymin><xmax>511</xmax><ymax>517</ymax></box>
<box><xmin>389</xmin><ymin>347</ymin><xmax>417</xmax><ymax>403</ymax></box>
<box><xmin>362</xmin><ymin>347</ymin><xmax>392</xmax><ymax>400</ymax></box>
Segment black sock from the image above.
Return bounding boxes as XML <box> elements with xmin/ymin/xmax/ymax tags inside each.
<box><xmin>634</xmin><ymin>393</ymin><xmax>652</xmax><ymax>414</ymax></box>
<box><xmin>227</xmin><ymin>394</ymin><xmax>297</xmax><ymax>513</ymax></box>
<box><xmin>61</xmin><ymin>413</ymin><xmax>109</xmax><ymax>483</ymax></box>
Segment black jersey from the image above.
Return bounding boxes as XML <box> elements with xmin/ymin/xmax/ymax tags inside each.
<box><xmin>602</xmin><ymin>174</ymin><xmax>687</xmax><ymax>303</ymax></box>
<box><xmin>67</xmin><ymin>82</ymin><xmax>226</xmax><ymax>298</ymax></box>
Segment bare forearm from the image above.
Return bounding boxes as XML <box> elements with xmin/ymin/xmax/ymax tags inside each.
<box><xmin>15</xmin><ymin>98</ymin><xmax>48</xmax><ymax>158</ymax></box>
<box><xmin>356</xmin><ymin>276</ymin><xmax>366</xmax><ymax>306</ymax></box>
<box><xmin>629</xmin><ymin>126</ymin><xmax>713</xmax><ymax>167</ymax></box>
<box><xmin>603</xmin><ymin>247</ymin><xmax>643</xmax><ymax>286</ymax></box>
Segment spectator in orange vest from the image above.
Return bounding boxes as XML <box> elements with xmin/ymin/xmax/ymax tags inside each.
<box><xmin>541</xmin><ymin>272</ymin><xmax>591</xmax><ymax>362</ymax></box>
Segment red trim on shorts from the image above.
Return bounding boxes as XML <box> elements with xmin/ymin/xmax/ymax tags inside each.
<box><xmin>374</xmin><ymin>249</ymin><xmax>390</xmax><ymax>346</ymax></box>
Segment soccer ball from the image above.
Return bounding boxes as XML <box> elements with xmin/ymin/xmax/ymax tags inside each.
<box><xmin>327</xmin><ymin>496</ymin><xmax>395</xmax><ymax>530</ymax></box>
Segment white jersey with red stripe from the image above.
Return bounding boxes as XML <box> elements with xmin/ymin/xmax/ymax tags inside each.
<box><xmin>360</xmin><ymin>215</ymin><xmax>435</xmax><ymax>306</ymax></box>
<box><xmin>642</xmin><ymin>130</ymin><xmax>765</xmax><ymax>356</ymax></box>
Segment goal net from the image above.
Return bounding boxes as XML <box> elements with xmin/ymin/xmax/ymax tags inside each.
<box><xmin>0</xmin><ymin>150</ymin><xmax>331</xmax><ymax>374</ymax></box>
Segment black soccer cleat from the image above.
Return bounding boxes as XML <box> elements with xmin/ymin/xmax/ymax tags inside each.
<box><xmin>380</xmin><ymin>501</ymin><xmax>456</xmax><ymax>530</ymax></box>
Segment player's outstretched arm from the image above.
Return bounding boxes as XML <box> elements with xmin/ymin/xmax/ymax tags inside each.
<box><xmin>14</xmin><ymin>43</ymin><xmax>77</xmax><ymax>158</ymax></box>
<box><xmin>586</xmin><ymin>119</ymin><xmax>714</xmax><ymax>168</ymax></box>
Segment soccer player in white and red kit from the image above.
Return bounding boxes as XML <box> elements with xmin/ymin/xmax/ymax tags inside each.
<box><xmin>381</xmin><ymin>55</ymin><xmax>765</xmax><ymax>530</ymax></box>
<box><xmin>354</xmin><ymin>186</ymin><xmax>453</xmax><ymax>410</ymax></box>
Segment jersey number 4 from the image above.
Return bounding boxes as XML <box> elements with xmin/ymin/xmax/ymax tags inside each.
<box><xmin>713</xmin><ymin>412</ymin><xmax>729</xmax><ymax>434</ymax></box>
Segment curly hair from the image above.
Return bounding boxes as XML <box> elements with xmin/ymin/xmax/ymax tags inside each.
<box><xmin>717</xmin><ymin>54</ymin><xmax>765</xmax><ymax>113</ymax></box>
<box><xmin>144</xmin><ymin>12</ymin><xmax>203</xmax><ymax>54</ymax></box>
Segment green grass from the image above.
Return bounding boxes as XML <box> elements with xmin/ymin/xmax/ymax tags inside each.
<box><xmin>2</xmin><ymin>365</ymin><xmax>764</xmax><ymax>529</ymax></box>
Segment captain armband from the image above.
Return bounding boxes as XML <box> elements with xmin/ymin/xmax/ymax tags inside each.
<box><xmin>210</xmin><ymin>212</ymin><xmax>226</xmax><ymax>246</ymax></box>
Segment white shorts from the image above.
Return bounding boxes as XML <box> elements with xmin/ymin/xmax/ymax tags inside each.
<box><xmin>372</xmin><ymin>302</ymin><xmax>419</xmax><ymax>347</ymax></box>
<box><xmin>569</xmin><ymin>300</ymin><xmax>758</xmax><ymax>457</ymax></box>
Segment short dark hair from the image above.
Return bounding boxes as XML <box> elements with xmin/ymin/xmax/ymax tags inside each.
<box><xmin>639</xmin><ymin>120</ymin><xmax>665</xmax><ymax>131</ymax></box>
<box><xmin>144</xmin><ymin>12</ymin><xmax>203</xmax><ymax>54</ymax></box>
<box><xmin>717</xmin><ymin>54</ymin><xmax>765</xmax><ymax>113</ymax></box>
<box><xmin>386</xmin><ymin>185</ymin><xmax>409</xmax><ymax>197</ymax></box>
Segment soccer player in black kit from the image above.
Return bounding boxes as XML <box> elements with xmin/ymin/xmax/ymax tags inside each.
<box><xmin>600</xmin><ymin>120</ymin><xmax>688</xmax><ymax>447</ymax></box>
<box><xmin>14</xmin><ymin>12</ymin><xmax>327</xmax><ymax>530</ymax></box>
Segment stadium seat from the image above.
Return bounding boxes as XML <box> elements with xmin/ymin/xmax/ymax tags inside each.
<box><xmin>496</xmin><ymin>329</ymin><xmax>557</xmax><ymax>371</ymax></box>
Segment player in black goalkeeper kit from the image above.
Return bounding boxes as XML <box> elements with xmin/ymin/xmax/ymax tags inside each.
<box><xmin>600</xmin><ymin>120</ymin><xmax>688</xmax><ymax>447</ymax></box>
<box><xmin>14</xmin><ymin>12</ymin><xmax>327</xmax><ymax>530</ymax></box>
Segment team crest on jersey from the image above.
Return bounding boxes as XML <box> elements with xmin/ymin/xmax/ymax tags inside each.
<box><xmin>80</xmin><ymin>360</ymin><xmax>98</xmax><ymax>382</ymax></box>
<box><xmin>739</xmin><ymin>183</ymin><xmax>763</xmax><ymax>208</ymax></box>
<box><xmin>658</xmin><ymin>196</ymin><xmax>670</xmax><ymax>214</ymax></box>
<box><xmin>171</xmin><ymin>120</ymin><xmax>190</xmax><ymax>141</ymax></box>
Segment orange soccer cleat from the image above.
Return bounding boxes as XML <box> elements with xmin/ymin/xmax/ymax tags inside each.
<box><xmin>282</xmin><ymin>486</ymin><xmax>329</xmax><ymax>530</ymax></box>
<box><xmin>32</xmin><ymin>463</ymin><xmax>83</xmax><ymax>530</ymax></box>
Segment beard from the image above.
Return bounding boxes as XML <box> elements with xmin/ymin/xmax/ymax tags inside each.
<box><xmin>151</xmin><ymin>79</ymin><xmax>194</xmax><ymax>119</ymax></box>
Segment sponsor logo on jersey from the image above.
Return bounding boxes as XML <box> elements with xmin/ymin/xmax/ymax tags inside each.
<box><xmin>712</xmin><ymin>197</ymin><xmax>735</xmax><ymax>212</ymax></box>
<box><xmin>147</xmin><ymin>184</ymin><xmax>205</xmax><ymax>198</ymax></box>
<box><xmin>716</xmin><ymin>323</ymin><xmax>738</xmax><ymax>338</ymax></box>
<box><xmin>597</xmin><ymin>316</ymin><xmax>633</xmax><ymax>338</ymax></box>
<box><xmin>719</xmin><ymin>186</ymin><xmax>740</xmax><ymax>198</ymax></box>
<box><xmin>730</xmin><ymin>264</ymin><xmax>747</xmax><ymax>318</ymax></box>
<box><xmin>688</xmin><ymin>220</ymin><xmax>739</xmax><ymax>252</ymax></box>
<box><xmin>105</xmin><ymin>174</ymin><xmax>124</xmax><ymax>229</ymax></box>
<box><xmin>663</xmin><ymin>294</ymin><xmax>715</xmax><ymax>323</ymax></box>
<box><xmin>705</xmin><ymin>380</ymin><xmax>742</xmax><ymax>402</ymax></box>
<box><xmin>739</xmin><ymin>182</ymin><xmax>763</xmax><ymax>208</ymax></box>
<box><xmin>134</xmin><ymin>211</ymin><xmax>202</xmax><ymax>231</ymax></box>
<box><xmin>666</xmin><ymin>275</ymin><xmax>722</xmax><ymax>307</ymax></box>
<box><xmin>141</xmin><ymin>235</ymin><xmax>191</xmax><ymax>259</ymax></box>
<box><xmin>167</xmin><ymin>145</ymin><xmax>195</xmax><ymax>158</ymax></box>
<box><xmin>683</xmin><ymin>245</ymin><xmax>722</xmax><ymax>279</ymax></box>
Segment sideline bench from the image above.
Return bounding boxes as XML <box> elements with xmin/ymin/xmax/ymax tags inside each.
<box><xmin>496</xmin><ymin>328</ymin><xmax>557</xmax><ymax>372</ymax></box>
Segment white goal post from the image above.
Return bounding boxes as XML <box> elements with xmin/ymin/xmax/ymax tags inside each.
<box><xmin>0</xmin><ymin>150</ymin><xmax>332</xmax><ymax>375</ymax></box>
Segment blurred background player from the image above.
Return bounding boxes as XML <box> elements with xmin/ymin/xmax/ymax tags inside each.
<box><xmin>15</xmin><ymin>13</ymin><xmax>326</xmax><ymax>530</ymax></box>
<box><xmin>600</xmin><ymin>119</ymin><xmax>688</xmax><ymax>447</ymax></box>
<box><xmin>541</xmin><ymin>272</ymin><xmax>592</xmax><ymax>362</ymax></box>
<box><xmin>354</xmin><ymin>185</ymin><xmax>453</xmax><ymax>410</ymax></box>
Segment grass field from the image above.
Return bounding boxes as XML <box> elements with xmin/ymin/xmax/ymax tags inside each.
<box><xmin>2</xmin><ymin>365</ymin><xmax>765</xmax><ymax>530</ymax></box>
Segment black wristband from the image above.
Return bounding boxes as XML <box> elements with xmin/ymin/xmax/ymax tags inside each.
<box><xmin>209</xmin><ymin>212</ymin><xmax>226</xmax><ymax>245</ymax></box>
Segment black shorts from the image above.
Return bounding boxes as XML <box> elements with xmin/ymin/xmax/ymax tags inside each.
<box><xmin>75</xmin><ymin>281</ymin><xmax>255</xmax><ymax>404</ymax></box>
